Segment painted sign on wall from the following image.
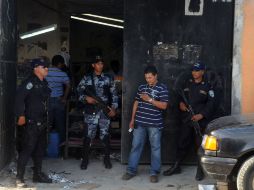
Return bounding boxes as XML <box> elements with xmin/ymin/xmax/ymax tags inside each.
<box><xmin>185</xmin><ymin>0</ymin><xmax>204</xmax><ymax>16</ymax></box>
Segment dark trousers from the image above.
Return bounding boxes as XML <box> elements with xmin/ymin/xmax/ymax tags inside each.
<box><xmin>174</xmin><ymin>119</ymin><xmax>207</xmax><ymax>162</ymax></box>
<box><xmin>17</xmin><ymin>123</ymin><xmax>47</xmax><ymax>179</ymax></box>
<box><xmin>16</xmin><ymin>126</ymin><xmax>25</xmax><ymax>153</ymax></box>
<box><xmin>48</xmin><ymin>97</ymin><xmax>66</xmax><ymax>144</ymax></box>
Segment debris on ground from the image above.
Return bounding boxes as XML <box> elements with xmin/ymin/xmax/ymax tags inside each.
<box><xmin>198</xmin><ymin>184</ymin><xmax>216</xmax><ymax>190</ymax></box>
<box><xmin>48</xmin><ymin>170</ymin><xmax>100</xmax><ymax>189</ymax></box>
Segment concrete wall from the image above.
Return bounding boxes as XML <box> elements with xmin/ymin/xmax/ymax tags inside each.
<box><xmin>232</xmin><ymin>1</ymin><xmax>243</xmax><ymax>114</ymax></box>
<box><xmin>242</xmin><ymin>0</ymin><xmax>254</xmax><ymax>113</ymax></box>
<box><xmin>232</xmin><ymin>0</ymin><xmax>254</xmax><ymax>114</ymax></box>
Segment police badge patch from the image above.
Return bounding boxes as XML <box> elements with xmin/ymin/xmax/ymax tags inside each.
<box><xmin>26</xmin><ymin>82</ymin><xmax>33</xmax><ymax>90</ymax></box>
<box><xmin>208</xmin><ymin>90</ymin><xmax>215</xmax><ymax>98</ymax></box>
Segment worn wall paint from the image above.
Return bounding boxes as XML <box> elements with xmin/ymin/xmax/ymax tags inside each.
<box><xmin>123</xmin><ymin>0</ymin><xmax>234</xmax><ymax>163</ymax></box>
<box><xmin>185</xmin><ymin>0</ymin><xmax>204</xmax><ymax>16</ymax></box>
<box><xmin>242</xmin><ymin>0</ymin><xmax>254</xmax><ymax>113</ymax></box>
<box><xmin>232</xmin><ymin>0</ymin><xmax>243</xmax><ymax>114</ymax></box>
<box><xmin>0</xmin><ymin>0</ymin><xmax>17</xmax><ymax>170</ymax></box>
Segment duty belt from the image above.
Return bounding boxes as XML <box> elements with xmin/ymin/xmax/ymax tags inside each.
<box><xmin>28</xmin><ymin>120</ymin><xmax>43</xmax><ymax>126</ymax></box>
<box><xmin>27</xmin><ymin>120</ymin><xmax>47</xmax><ymax>131</ymax></box>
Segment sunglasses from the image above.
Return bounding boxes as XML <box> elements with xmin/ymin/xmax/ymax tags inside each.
<box><xmin>37</xmin><ymin>65</ymin><xmax>48</xmax><ymax>69</ymax></box>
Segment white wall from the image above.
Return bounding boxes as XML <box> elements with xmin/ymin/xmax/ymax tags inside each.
<box><xmin>17</xmin><ymin>0</ymin><xmax>70</xmax><ymax>63</ymax></box>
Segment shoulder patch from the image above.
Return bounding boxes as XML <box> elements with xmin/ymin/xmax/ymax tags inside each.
<box><xmin>26</xmin><ymin>82</ymin><xmax>33</xmax><ymax>90</ymax></box>
<box><xmin>208</xmin><ymin>90</ymin><xmax>215</xmax><ymax>98</ymax></box>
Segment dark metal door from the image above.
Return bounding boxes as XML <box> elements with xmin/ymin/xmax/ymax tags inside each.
<box><xmin>122</xmin><ymin>0</ymin><xmax>234</xmax><ymax>163</ymax></box>
<box><xmin>0</xmin><ymin>0</ymin><xmax>17</xmax><ymax>170</ymax></box>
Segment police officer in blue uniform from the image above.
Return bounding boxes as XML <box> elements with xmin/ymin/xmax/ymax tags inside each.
<box><xmin>15</xmin><ymin>58</ymin><xmax>52</xmax><ymax>187</ymax></box>
<box><xmin>77</xmin><ymin>56</ymin><xmax>118</xmax><ymax>170</ymax></box>
<box><xmin>163</xmin><ymin>62</ymin><xmax>216</xmax><ymax>181</ymax></box>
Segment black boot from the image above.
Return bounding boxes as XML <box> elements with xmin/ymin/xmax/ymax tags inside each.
<box><xmin>16</xmin><ymin>165</ymin><xmax>27</xmax><ymax>188</ymax></box>
<box><xmin>102</xmin><ymin>135</ymin><xmax>112</xmax><ymax>169</ymax></box>
<box><xmin>195</xmin><ymin>163</ymin><xmax>204</xmax><ymax>181</ymax></box>
<box><xmin>104</xmin><ymin>156</ymin><xmax>112</xmax><ymax>169</ymax></box>
<box><xmin>33</xmin><ymin>167</ymin><xmax>52</xmax><ymax>183</ymax></box>
<box><xmin>80</xmin><ymin>137</ymin><xmax>91</xmax><ymax>170</ymax></box>
<box><xmin>33</xmin><ymin>172</ymin><xmax>52</xmax><ymax>183</ymax></box>
<box><xmin>163</xmin><ymin>162</ymin><xmax>181</xmax><ymax>176</ymax></box>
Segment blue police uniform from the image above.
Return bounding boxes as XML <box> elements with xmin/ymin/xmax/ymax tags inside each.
<box><xmin>178</xmin><ymin>77</ymin><xmax>215</xmax><ymax>152</ymax></box>
<box><xmin>163</xmin><ymin>62</ymin><xmax>217</xmax><ymax>181</ymax></box>
<box><xmin>77</xmin><ymin>71</ymin><xmax>118</xmax><ymax>169</ymax></box>
<box><xmin>15</xmin><ymin>58</ymin><xmax>52</xmax><ymax>186</ymax></box>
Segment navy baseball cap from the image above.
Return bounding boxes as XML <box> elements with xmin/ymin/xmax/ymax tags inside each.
<box><xmin>192</xmin><ymin>62</ymin><xmax>205</xmax><ymax>71</ymax></box>
<box><xmin>30</xmin><ymin>58</ymin><xmax>49</xmax><ymax>68</ymax></box>
<box><xmin>94</xmin><ymin>55</ymin><xmax>104</xmax><ymax>63</ymax></box>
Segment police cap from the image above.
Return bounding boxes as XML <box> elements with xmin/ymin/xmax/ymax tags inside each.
<box><xmin>30</xmin><ymin>58</ymin><xmax>49</xmax><ymax>68</ymax></box>
<box><xmin>192</xmin><ymin>61</ymin><xmax>205</xmax><ymax>71</ymax></box>
<box><xmin>94</xmin><ymin>55</ymin><xmax>104</xmax><ymax>64</ymax></box>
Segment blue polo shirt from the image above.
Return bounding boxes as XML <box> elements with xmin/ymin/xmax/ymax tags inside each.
<box><xmin>135</xmin><ymin>82</ymin><xmax>169</xmax><ymax>128</ymax></box>
<box><xmin>46</xmin><ymin>67</ymin><xmax>70</xmax><ymax>97</ymax></box>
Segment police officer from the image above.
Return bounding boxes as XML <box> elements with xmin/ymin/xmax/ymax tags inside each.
<box><xmin>77</xmin><ymin>56</ymin><xmax>118</xmax><ymax>170</ymax></box>
<box><xmin>15</xmin><ymin>58</ymin><xmax>52</xmax><ymax>187</ymax></box>
<box><xmin>163</xmin><ymin>62</ymin><xmax>216</xmax><ymax>181</ymax></box>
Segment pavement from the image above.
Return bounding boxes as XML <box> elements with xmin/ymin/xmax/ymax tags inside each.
<box><xmin>0</xmin><ymin>152</ymin><xmax>216</xmax><ymax>190</ymax></box>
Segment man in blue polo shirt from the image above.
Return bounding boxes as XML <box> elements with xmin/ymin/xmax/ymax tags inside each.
<box><xmin>46</xmin><ymin>55</ymin><xmax>70</xmax><ymax>144</ymax></box>
<box><xmin>122</xmin><ymin>65</ymin><xmax>169</xmax><ymax>183</ymax></box>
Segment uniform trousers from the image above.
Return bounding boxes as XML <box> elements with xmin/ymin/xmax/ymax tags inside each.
<box><xmin>174</xmin><ymin>119</ymin><xmax>207</xmax><ymax>162</ymax></box>
<box><xmin>84</xmin><ymin>110</ymin><xmax>110</xmax><ymax>140</ymax></box>
<box><xmin>17</xmin><ymin>123</ymin><xmax>47</xmax><ymax>179</ymax></box>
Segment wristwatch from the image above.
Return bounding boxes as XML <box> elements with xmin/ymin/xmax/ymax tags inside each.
<box><xmin>148</xmin><ymin>98</ymin><xmax>153</xmax><ymax>103</ymax></box>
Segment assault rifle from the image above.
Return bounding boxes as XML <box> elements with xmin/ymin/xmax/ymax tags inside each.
<box><xmin>84</xmin><ymin>87</ymin><xmax>111</xmax><ymax>117</ymax></box>
<box><xmin>177</xmin><ymin>89</ymin><xmax>203</xmax><ymax>137</ymax></box>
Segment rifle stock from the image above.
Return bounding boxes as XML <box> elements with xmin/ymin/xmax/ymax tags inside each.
<box><xmin>177</xmin><ymin>89</ymin><xmax>202</xmax><ymax>137</ymax></box>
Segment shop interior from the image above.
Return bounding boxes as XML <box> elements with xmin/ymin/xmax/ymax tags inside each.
<box><xmin>17</xmin><ymin>0</ymin><xmax>124</xmax><ymax>158</ymax></box>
